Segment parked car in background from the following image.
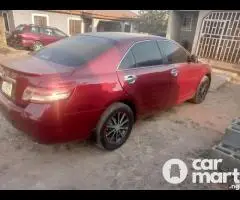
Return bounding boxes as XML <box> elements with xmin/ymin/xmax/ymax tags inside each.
<box><xmin>0</xmin><ymin>32</ymin><xmax>211</xmax><ymax>151</ymax></box>
<box><xmin>7</xmin><ymin>24</ymin><xmax>68</xmax><ymax>51</ymax></box>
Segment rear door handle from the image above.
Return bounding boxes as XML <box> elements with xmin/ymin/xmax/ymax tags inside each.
<box><xmin>124</xmin><ymin>75</ymin><xmax>137</xmax><ymax>84</ymax></box>
<box><xmin>170</xmin><ymin>68</ymin><xmax>178</xmax><ymax>77</ymax></box>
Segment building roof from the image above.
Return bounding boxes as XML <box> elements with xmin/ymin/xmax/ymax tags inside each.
<box><xmin>48</xmin><ymin>10</ymin><xmax>138</xmax><ymax>21</ymax></box>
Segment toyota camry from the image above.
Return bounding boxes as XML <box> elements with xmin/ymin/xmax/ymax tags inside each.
<box><xmin>0</xmin><ymin>32</ymin><xmax>211</xmax><ymax>150</ymax></box>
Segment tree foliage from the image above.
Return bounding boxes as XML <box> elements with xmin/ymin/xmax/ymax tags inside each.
<box><xmin>138</xmin><ymin>10</ymin><xmax>169</xmax><ymax>36</ymax></box>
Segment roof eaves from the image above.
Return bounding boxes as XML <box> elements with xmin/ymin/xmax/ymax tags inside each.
<box><xmin>48</xmin><ymin>10</ymin><xmax>138</xmax><ymax>21</ymax></box>
<box><xmin>81</xmin><ymin>11</ymin><xmax>137</xmax><ymax>20</ymax></box>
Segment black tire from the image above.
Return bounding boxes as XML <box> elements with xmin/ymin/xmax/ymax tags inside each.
<box><xmin>32</xmin><ymin>41</ymin><xmax>43</xmax><ymax>51</ymax></box>
<box><xmin>95</xmin><ymin>102</ymin><xmax>134</xmax><ymax>151</ymax></box>
<box><xmin>190</xmin><ymin>75</ymin><xmax>210</xmax><ymax>104</ymax></box>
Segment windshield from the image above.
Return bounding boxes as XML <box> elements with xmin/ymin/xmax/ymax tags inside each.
<box><xmin>31</xmin><ymin>35</ymin><xmax>115</xmax><ymax>67</ymax></box>
<box><xmin>14</xmin><ymin>25</ymin><xmax>25</xmax><ymax>33</ymax></box>
<box><xmin>53</xmin><ymin>29</ymin><xmax>68</xmax><ymax>37</ymax></box>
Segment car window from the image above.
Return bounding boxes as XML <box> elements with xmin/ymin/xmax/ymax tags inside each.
<box><xmin>119</xmin><ymin>50</ymin><xmax>136</xmax><ymax>69</ymax></box>
<box><xmin>31</xmin><ymin>35</ymin><xmax>115</xmax><ymax>67</ymax></box>
<box><xmin>42</xmin><ymin>28</ymin><xmax>54</xmax><ymax>36</ymax></box>
<box><xmin>53</xmin><ymin>29</ymin><xmax>67</xmax><ymax>37</ymax></box>
<box><xmin>157</xmin><ymin>40</ymin><xmax>189</xmax><ymax>64</ymax></box>
<box><xmin>131</xmin><ymin>41</ymin><xmax>163</xmax><ymax>67</ymax></box>
<box><xmin>30</xmin><ymin>26</ymin><xmax>40</xmax><ymax>34</ymax></box>
<box><xmin>15</xmin><ymin>25</ymin><xmax>25</xmax><ymax>32</ymax></box>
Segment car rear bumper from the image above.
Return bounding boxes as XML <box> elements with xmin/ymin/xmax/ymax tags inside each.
<box><xmin>0</xmin><ymin>92</ymin><xmax>104</xmax><ymax>144</ymax></box>
<box><xmin>20</xmin><ymin>39</ymin><xmax>34</xmax><ymax>48</ymax></box>
<box><xmin>7</xmin><ymin>38</ymin><xmax>33</xmax><ymax>49</ymax></box>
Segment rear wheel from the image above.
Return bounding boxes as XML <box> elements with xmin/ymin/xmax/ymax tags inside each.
<box><xmin>190</xmin><ymin>75</ymin><xmax>210</xmax><ymax>104</ymax></box>
<box><xmin>32</xmin><ymin>41</ymin><xmax>43</xmax><ymax>51</ymax></box>
<box><xmin>95</xmin><ymin>103</ymin><xmax>134</xmax><ymax>151</ymax></box>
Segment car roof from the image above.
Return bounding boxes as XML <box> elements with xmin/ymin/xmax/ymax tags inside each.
<box><xmin>80</xmin><ymin>32</ymin><xmax>166</xmax><ymax>43</ymax></box>
<box><xmin>23</xmin><ymin>24</ymin><xmax>58</xmax><ymax>29</ymax></box>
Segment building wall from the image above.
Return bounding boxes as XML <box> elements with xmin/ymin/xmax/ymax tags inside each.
<box><xmin>130</xmin><ymin>22</ymin><xmax>139</xmax><ymax>33</ymax></box>
<box><xmin>0</xmin><ymin>10</ymin><xmax>15</xmax><ymax>32</ymax></box>
<box><xmin>7</xmin><ymin>11</ymin><xmax>16</xmax><ymax>32</ymax></box>
<box><xmin>178</xmin><ymin>11</ymin><xmax>199</xmax><ymax>52</ymax></box>
<box><xmin>167</xmin><ymin>10</ymin><xmax>212</xmax><ymax>54</ymax></box>
<box><xmin>166</xmin><ymin>11</ymin><xmax>181</xmax><ymax>41</ymax></box>
<box><xmin>12</xmin><ymin>10</ymin><xmax>84</xmax><ymax>35</ymax></box>
<box><xmin>10</xmin><ymin>10</ymin><xmax>138</xmax><ymax>35</ymax></box>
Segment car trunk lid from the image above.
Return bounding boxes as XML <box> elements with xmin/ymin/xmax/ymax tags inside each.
<box><xmin>1</xmin><ymin>54</ymin><xmax>75</xmax><ymax>76</ymax></box>
<box><xmin>0</xmin><ymin>55</ymin><xmax>76</xmax><ymax>107</ymax></box>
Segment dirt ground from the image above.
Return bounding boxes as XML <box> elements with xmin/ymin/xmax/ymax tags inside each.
<box><xmin>0</xmin><ymin>77</ymin><xmax>238</xmax><ymax>189</ymax></box>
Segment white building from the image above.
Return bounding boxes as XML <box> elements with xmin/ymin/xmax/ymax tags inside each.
<box><xmin>1</xmin><ymin>10</ymin><xmax>139</xmax><ymax>36</ymax></box>
<box><xmin>167</xmin><ymin>10</ymin><xmax>240</xmax><ymax>68</ymax></box>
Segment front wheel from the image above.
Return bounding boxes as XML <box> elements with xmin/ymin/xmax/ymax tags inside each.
<box><xmin>190</xmin><ymin>75</ymin><xmax>210</xmax><ymax>104</ymax></box>
<box><xmin>32</xmin><ymin>41</ymin><xmax>43</xmax><ymax>51</ymax></box>
<box><xmin>95</xmin><ymin>103</ymin><xmax>134</xmax><ymax>151</ymax></box>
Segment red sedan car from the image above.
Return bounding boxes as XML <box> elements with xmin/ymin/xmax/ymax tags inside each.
<box><xmin>7</xmin><ymin>24</ymin><xmax>68</xmax><ymax>51</ymax></box>
<box><xmin>0</xmin><ymin>32</ymin><xmax>211</xmax><ymax>150</ymax></box>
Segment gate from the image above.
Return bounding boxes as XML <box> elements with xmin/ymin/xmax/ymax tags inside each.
<box><xmin>196</xmin><ymin>11</ymin><xmax>240</xmax><ymax>65</ymax></box>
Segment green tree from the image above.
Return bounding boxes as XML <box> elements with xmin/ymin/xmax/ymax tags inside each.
<box><xmin>138</xmin><ymin>10</ymin><xmax>169</xmax><ymax>36</ymax></box>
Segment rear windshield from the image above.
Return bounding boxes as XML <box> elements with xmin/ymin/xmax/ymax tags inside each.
<box><xmin>31</xmin><ymin>35</ymin><xmax>115</xmax><ymax>67</ymax></box>
<box><xmin>15</xmin><ymin>25</ymin><xmax>25</xmax><ymax>32</ymax></box>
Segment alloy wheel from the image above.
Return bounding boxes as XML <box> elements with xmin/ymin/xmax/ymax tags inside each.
<box><xmin>198</xmin><ymin>79</ymin><xmax>210</xmax><ymax>101</ymax></box>
<box><xmin>104</xmin><ymin>111</ymin><xmax>130</xmax><ymax>145</ymax></box>
<box><xmin>33</xmin><ymin>42</ymin><xmax>43</xmax><ymax>51</ymax></box>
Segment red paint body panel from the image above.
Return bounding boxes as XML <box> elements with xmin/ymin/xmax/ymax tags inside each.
<box><xmin>20</xmin><ymin>32</ymin><xmax>41</xmax><ymax>48</ymax></box>
<box><xmin>1</xmin><ymin>55</ymin><xmax>75</xmax><ymax>75</ymax></box>
<box><xmin>0</xmin><ymin>34</ymin><xmax>212</xmax><ymax>144</ymax></box>
<box><xmin>0</xmin><ymin>91</ymin><xmax>104</xmax><ymax>143</ymax></box>
<box><xmin>117</xmin><ymin>66</ymin><xmax>174</xmax><ymax>115</ymax></box>
<box><xmin>166</xmin><ymin>62</ymin><xmax>211</xmax><ymax>105</ymax></box>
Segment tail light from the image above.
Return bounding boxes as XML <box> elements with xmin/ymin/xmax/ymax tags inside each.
<box><xmin>22</xmin><ymin>85</ymin><xmax>74</xmax><ymax>103</ymax></box>
<box><xmin>16</xmin><ymin>33</ymin><xmax>22</xmax><ymax>39</ymax></box>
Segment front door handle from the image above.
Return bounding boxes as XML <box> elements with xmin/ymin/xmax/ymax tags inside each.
<box><xmin>124</xmin><ymin>75</ymin><xmax>137</xmax><ymax>84</ymax></box>
<box><xmin>170</xmin><ymin>68</ymin><xmax>178</xmax><ymax>77</ymax></box>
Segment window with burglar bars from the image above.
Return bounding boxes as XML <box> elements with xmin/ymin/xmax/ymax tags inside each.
<box><xmin>33</xmin><ymin>15</ymin><xmax>47</xmax><ymax>26</ymax></box>
<box><xmin>69</xmin><ymin>19</ymin><xmax>82</xmax><ymax>36</ymax></box>
<box><xmin>181</xmin><ymin>14</ymin><xmax>193</xmax><ymax>31</ymax></box>
<box><xmin>196</xmin><ymin>11</ymin><xmax>240</xmax><ymax>65</ymax></box>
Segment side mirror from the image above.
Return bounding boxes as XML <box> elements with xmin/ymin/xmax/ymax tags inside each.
<box><xmin>187</xmin><ymin>54</ymin><xmax>198</xmax><ymax>63</ymax></box>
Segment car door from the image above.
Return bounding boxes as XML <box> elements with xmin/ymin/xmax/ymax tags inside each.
<box><xmin>39</xmin><ymin>27</ymin><xmax>57</xmax><ymax>45</ymax></box>
<box><xmin>26</xmin><ymin>25</ymin><xmax>41</xmax><ymax>41</ymax></box>
<box><xmin>157</xmin><ymin>39</ymin><xmax>201</xmax><ymax>105</ymax></box>
<box><xmin>117</xmin><ymin>40</ymin><xmax>174</xmax><ymax>115</ymax></box>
